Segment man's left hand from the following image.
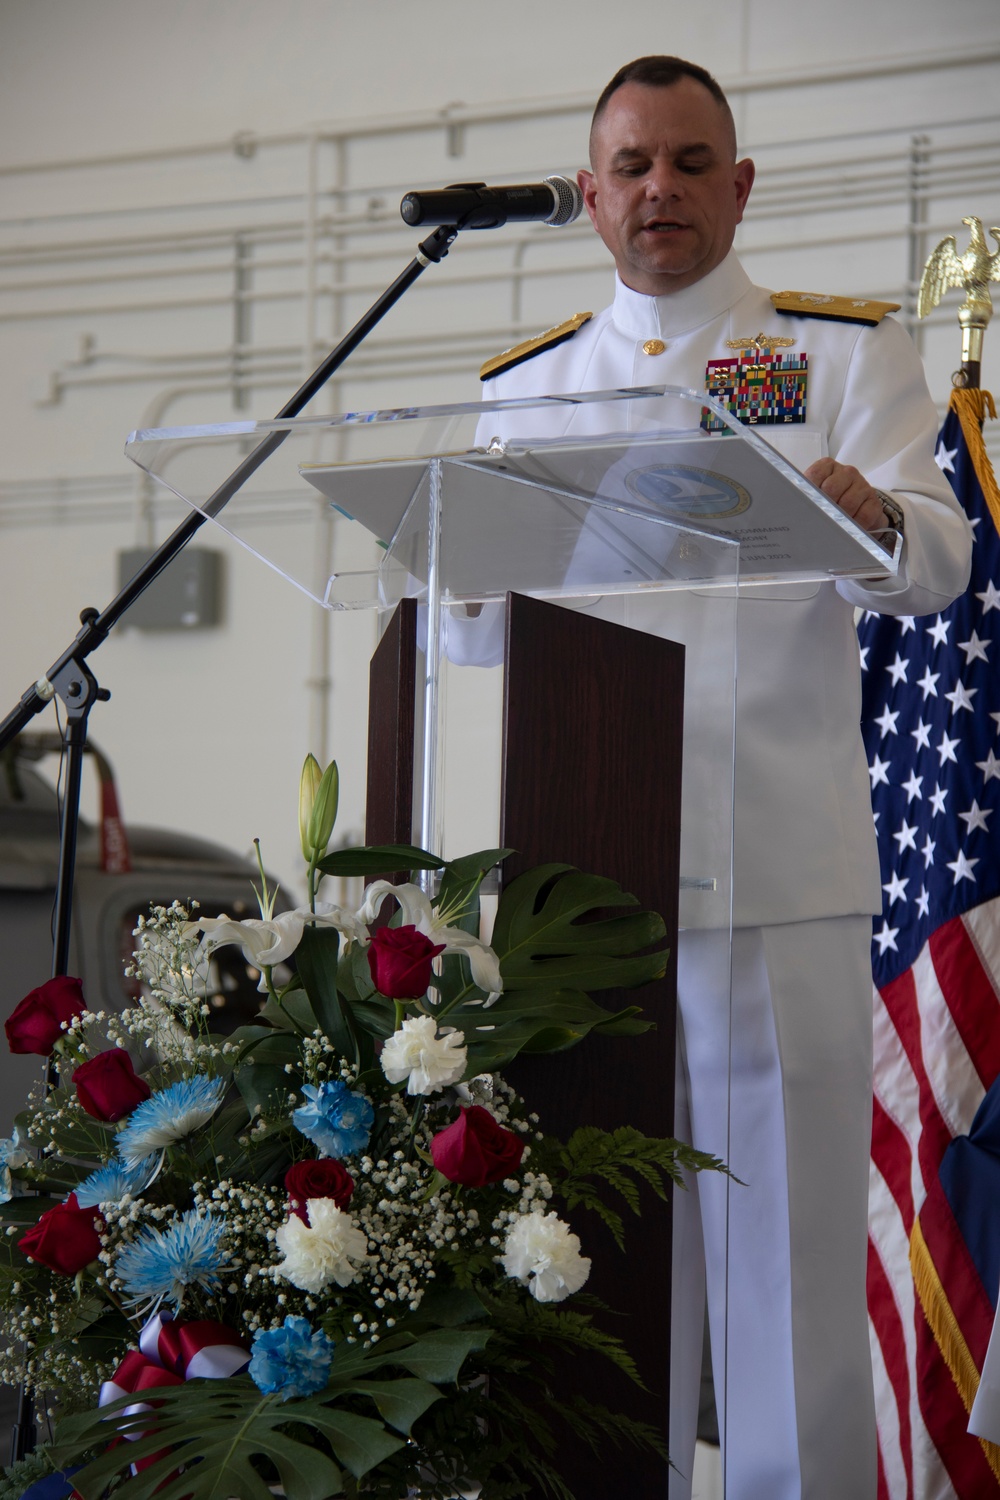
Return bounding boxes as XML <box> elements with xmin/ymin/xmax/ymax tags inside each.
<box><xmin>804</xmin><ymin>458</ymin><xmax>887</xmax><ymax>534</ymax></box>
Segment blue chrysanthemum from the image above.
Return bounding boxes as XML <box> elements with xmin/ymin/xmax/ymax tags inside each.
<box><xmin>292</xmin><ymin>1081</ymin><xmax>373</xmax><ymax>1159</ymax></box>
<box><xmin>0</xmin><ymin>1130</ymin><xmax>30</xmax><ymax>1206</ymax></box>
<box><xmin>116</xmin><ymin>1075</ymin><xmax>226</xmax><ymax>1165</ymax></box>
<box><xmin>114</xmin><ymin>1210</ymin><xmax>226</xmax><ymax>1309</ymax></box>
<box><xmin>75</xmin><ymin>1155</ymin><xmax>159</xmax><ymax>1209</ymax></box>
<box><xmin>249</xmin><ymin>1315</ymin><xmax>334</xmax><ymax>1400</ymax></box>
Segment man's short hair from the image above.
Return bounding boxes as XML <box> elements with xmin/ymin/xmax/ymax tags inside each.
<box><xmin>590</xmin><ymin>55</ymin><xmax>736</xmax><ymax>158</ymax></box>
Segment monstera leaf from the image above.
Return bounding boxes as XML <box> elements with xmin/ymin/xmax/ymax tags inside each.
<box><xmin>440</xmin><ymin>864</ymin><xmax>667</xmax><ymax>1072</ymax></box>
<box><xmin>52</xmin><ymin>1323</ymin><xmax>488</xmax><ymax>1500</ymax></box>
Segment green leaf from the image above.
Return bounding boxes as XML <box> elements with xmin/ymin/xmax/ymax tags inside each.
<box><xmin>435</xmin><ymin>848</ymin><xmax>511</xmax><ymax>935</ymax></box>
<box><xmin>22</xmin><ymin>1099</ymin><xmax>118</xmax><ymax>1161</ymax></box>
<box><xmin>258</xmin><ymin>989</ymin><xmax>317</xmax><ymax>1034</ymax></box>
<box><xmin>232</xmin><ymin>1030</ymin><xmax>303</xmax><ymax>1067</ymax></box>
<box><xmin>54</xmin><ymin>1379</ymin><xmax>401</xmax><ymax>1499</ymax></box>
<box><xmin>316</xmin><ymin>844</ymin><xmax>444</xmax><ymax>877</ymax></box>
<box><xmin>0</xmin><ymin>1195</ymin><xmax>60</xmax><ymax>1225</ymax></box>
<box><xmin>227</xmin><ymin>1022</ymin><xmax>289</xmax><ymax>1052</ymax></box>
<box><xmin>441</xmin><ymin>848</ymin><xmax>511</xmax><ymax>883</ymax></box>
<box><xmin>422</xmin><ymin>864</ymin><xmax>667</xmax><ymax>1070</ymax></box>
<box><xmin>493</xmin><ymin>864</ymin><xmax>667</xmax><ymax>991</ymax></box>
<box><xmin>295</xmin><ymin>923</ymin><xmax>372</xmax><ymax>1069</ymax></box>
<box><xmin>410</xmin><ymin>1285</ymin><xmax>488</xmax><ymax>1327</ymax></box>
<box><xmin>340</xmin><ymin>1376</ymin><xmax>441</xmax><ymax>1434</ymax></box>
<box><xmin>444</xmin><ymin>988</ymin><xmax>648</xmax><ymax>1074</ymax></box>
<box><xmin>377</xmin><ymin>1326</ymin><xmax>490</xmax><ymax>1384</ymax></box>
<box><xmin>234</xmin><ymin>1061</ymin><xmax>298</xmax><ymax>1117</ymax></box>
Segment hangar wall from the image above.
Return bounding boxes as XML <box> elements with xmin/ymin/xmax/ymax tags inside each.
<box><xmin>0</xmin><ymin>0</ymin><xmax>998</xmax><ymax>902</ymax></box>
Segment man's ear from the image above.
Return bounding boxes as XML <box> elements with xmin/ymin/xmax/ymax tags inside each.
<box><xmin>734</xmin><ymin>157</ymin><xmax>755</xmax><ymax>222</ymax></box>
<box><xmin>577</xmin><ymin>168</ymin><xmax>599</xmax><ymax>229</ymax></box>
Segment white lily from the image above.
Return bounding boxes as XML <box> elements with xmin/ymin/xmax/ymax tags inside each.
<box><xmin>186</xmin><ymin>903</ymin><xmax>367</xmax><ymax>992</ymax></box>
<box><xmin>358</xmin><ymin>881</ymin><xmax>502</xmax><ymax>1003</ymax></box>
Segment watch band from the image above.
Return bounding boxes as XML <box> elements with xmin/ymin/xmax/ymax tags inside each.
<box><xmin>875</xmin><ymin>490</ymin><xmax>905</xmax><ymax>533</ymax></box>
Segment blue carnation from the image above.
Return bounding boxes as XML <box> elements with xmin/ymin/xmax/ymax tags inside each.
<box><xmin>292</xmin><ymin>1081</ymin><xmax>373</xmax><ymax>1159</ymax></box>
<box><xmin>249</xmin><ymin>1315</ymin><xmax>334</xmax><ymax>1400</ymax></box>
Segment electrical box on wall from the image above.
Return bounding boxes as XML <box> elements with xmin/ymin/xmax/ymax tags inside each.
<box><xmin>116</xmin><ymin>548</ymin><xmax>224</xmax><ymax>629</ymax></box>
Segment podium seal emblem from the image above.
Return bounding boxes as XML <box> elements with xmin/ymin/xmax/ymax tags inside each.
<box><xmin>625</xmin><ymin>464</ymin><xmax>751</xmax><ymax>521</ymax></box>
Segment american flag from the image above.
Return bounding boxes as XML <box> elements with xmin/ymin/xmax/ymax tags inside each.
<box><xmin>859</xmin><ymin>389</ymin><xmax>1000</xmax><ymax>1499</ymax></box>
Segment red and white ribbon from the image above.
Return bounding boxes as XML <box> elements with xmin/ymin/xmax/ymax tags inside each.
<box><xmin>100</xmin><ymin>1311</ymin><xmax>250</xmax><ymax>1423</ymax></box>
<box><xmin>137</xmin><ymin>1309</ymin><xmax>251</xmax><ymax>1381</ymax></box>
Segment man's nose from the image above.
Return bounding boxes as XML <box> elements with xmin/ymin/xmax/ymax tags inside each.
<box><xmin>645</xmin><ymin>161</ymin><xmax>683</xmax><ymax>200</ymax></box>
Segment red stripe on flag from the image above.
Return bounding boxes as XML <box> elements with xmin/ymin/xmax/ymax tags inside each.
<box><xmin>872</xmin><ymin>1094</ymin><xmax>916</xmax><ymax>1237</ymax></box>
<box><xmin>879</xmin><ymin>968</ymin><xmax>954</xmax><ymax>1187</ymax></box>
<box><xmin>929</xmin><ymin>918</ymin><xmax>1000</xmax><ymax>1090</ymax></box>
<box><xmin>918</xmin><ymin>1181</ymin><xmax>997</xmax><ymax>1376</ymax></box>
<box><xmin>869</xmin><ymin>1234</ymin><xmax>914</xmax><ymax>1498</ymax></box>
<box><xmin>914</xmin><ymin>1299</ymin><xmax>1000</xmax><ymax>1495</ymax></box>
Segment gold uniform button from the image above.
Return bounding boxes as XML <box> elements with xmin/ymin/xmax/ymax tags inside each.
<box><xmin>642</xmin><ymin>338</ymin><xmax>666</xmax><ymax>355</ymax></box>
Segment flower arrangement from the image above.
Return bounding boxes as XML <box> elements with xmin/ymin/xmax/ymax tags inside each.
<box><xmin>0</xmin><ymin>756</ymin><xmax>723</xmax><ymax>1500</ymax></box>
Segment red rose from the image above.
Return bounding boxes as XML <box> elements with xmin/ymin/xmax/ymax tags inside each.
<box><xmin>5</xmin><ymin>976</ymin><xmax>86</xmax><ymax>1055</ymax></box>
<box><xmin>285</xmin><ymin>1159</ymin><xmax>354</xmax><ymax>1221</ymax></box>
<box><xmin>73</xmin><ymin>1049</ymin><xmax>151</xmax><ymax>1122</ymax></box>
<box><xmin>431</xmin><ymin>1105</ymin><xmax>525</xmax><ymax>1187</ymax></box>
<box><xmin>19</xmin><ymin>1193</ymin><xmax>104</xmax><ymax>1275</ymax></box>
<box><xmin>367</xmin><ymin>926</ymin><xmax>445</xmax><ymax>999</ymax></box>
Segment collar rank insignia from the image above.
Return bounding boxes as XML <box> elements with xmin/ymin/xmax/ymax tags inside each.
<box><xmin>701</xmin><ymin>332</ymin><xmax>807</xmax><ymax>432</ymax></box>
<box><xmin>480</xmin><ymin>311</ymin><xmax>593</xmax><ymax>381</ymax></box>
<box><xmin>770</xmin><ymin>291</ymin><xmax>901</xmax><ymax>326</ymax></box>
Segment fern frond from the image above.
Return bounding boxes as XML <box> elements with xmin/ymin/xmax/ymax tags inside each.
<box><xmin>536</xmin><ymin>1126</ymin><xmax>729</xmax><ymax>1252</ymax></box>
<box><xmin>558</xmin><ymin>1394</ymin><xmax>670</xmax><ymax>1461</ymax></box>
<box><xmin>486</xmin><ymin>1296</ymin><xmax>644</xmax><ymax>1387</ymax></box>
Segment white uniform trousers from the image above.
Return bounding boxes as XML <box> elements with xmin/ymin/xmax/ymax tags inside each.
<box><xmin>668</xmin><ymin>918</ymin><xmax>878</xmax><ymax>1500</ymax></box>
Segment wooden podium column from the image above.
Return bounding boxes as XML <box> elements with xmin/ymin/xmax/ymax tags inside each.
<box><xmin>365</xmin><ymin>598</ymin><xmax>417</xmax><ymax>848</ymax></box>
<box><xmin>365</xmin><ymin>592</ymin><xmax>686</xmax><ymax>1496</ymax></box>
<box><xmin>501</xmin><ymin>592</ymin><xmax>684</xmax><ymax>1498</ymax></box>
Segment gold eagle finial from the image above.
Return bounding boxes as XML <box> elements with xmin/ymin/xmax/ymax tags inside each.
<box><xmin>918</xmin><ymin>216</ymin><xmax>1000</xmax><ymax>382</ymax></box>
<box><xmin>917</xmin><ymin>216</ymin><xmax>1000</xmax><ymax>319</ymax></box>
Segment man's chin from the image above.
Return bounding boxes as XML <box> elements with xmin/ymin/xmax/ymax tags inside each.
<box><xmin>619</xmin><ymin>255</ymin><xmax>709</xmax><ymax>296</ymax></box>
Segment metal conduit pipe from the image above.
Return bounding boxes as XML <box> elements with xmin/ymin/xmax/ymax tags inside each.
<box><xmin>0</xmin><ymin>44</ymin><xmax>996</xmax><ymax>181</ymax></box>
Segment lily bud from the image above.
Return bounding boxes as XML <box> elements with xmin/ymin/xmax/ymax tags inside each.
<box><xmin>298</xmin><ymin>754</ymin><xmax>323</xmax><ymax>861</ymax></box>
<box><xmin>306</xmin><ymin>759</ymin><xmax>340</xmax><ymax>859</ymax></box>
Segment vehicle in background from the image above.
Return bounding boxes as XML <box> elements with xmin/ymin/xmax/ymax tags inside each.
<box><xmin>0</xmin><ymin>733</ymin><xmax>294</xmax><ymax>1137</ymax></box>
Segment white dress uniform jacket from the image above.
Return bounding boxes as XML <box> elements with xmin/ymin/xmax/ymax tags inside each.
<box><xmin>482</xmin><ymin>250</ymin><xmax>972</xmax><ymax>929</ymax></box>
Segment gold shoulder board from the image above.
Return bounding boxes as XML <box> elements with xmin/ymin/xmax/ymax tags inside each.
<box><xmin>480</xmin><ymin>311</ymin><xmax>593</xmax><ymax>381</ymax></box>
<box><xmin>770</xmin><ymin>291</ymin><xmax>901</xmax><ymax>327</ymax></box>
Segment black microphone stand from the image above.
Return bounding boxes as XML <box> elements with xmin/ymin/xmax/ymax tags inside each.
<box><xmin>3</xmin><ymin>218</ymin><xmax>461</xmax><ymax>1465</ymax></box>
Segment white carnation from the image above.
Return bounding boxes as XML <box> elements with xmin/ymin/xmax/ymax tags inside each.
<box><xmin>501</xmin><ymin>1210</ymin><xmax>591</xmax><ymax>1303</ymax></box>
<box><xmin>274</xmin><ymin>1198</ymin><xmax>368</xmax><ymax>1293</ymax></box>
<box><xmin>379</xmin><ymin>1014</ymin><xmax>467</xmax><ymax>1096</ymax></box>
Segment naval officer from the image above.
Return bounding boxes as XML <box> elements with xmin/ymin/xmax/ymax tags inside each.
<box><xmin>480</xmin><ymin>55</ymin><xmax>972</xmax><ymax>1500</ymax></box>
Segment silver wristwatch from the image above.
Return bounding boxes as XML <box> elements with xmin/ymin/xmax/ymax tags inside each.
<box><xmin>875</xmin><ymin>490</ymin><xmax>905</xmax><ymax>533</ymax></box>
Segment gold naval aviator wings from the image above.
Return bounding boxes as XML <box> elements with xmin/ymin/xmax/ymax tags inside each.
<box><xmin>480</xmin><ymin>311</ymin><xmax>593</xmax><ymax>381</ymax></box>
<box><xmin>770</xmin><ymin>291</ymin><xmax>901</xmax><ymax>326</ymax></box>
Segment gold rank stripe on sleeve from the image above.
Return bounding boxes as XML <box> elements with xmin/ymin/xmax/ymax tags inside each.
<box><xmin>479</xmin><ymin>311</ymin><xmax>593</xmax><ymax>381</ymax></box>
<box><xmin>770</xmin><ymin>291</ymin><xmax>901</xmax><ymax>326</ymax></box>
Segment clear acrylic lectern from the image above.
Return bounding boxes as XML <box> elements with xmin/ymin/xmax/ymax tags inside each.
<box><xmin>125</xmin><ymin>386</ymin><xmax>899</xmax><ymax>1496</ymax></box>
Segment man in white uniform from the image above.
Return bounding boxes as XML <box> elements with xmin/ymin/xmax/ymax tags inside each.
<box><xmin>480</xmin><ymin>57</ymin><xmax>972</xmax><ymax>1500</ymax></box>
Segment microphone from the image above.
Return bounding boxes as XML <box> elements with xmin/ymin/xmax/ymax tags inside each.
<box><xmin>399</xmin><ymin>176</ymin><xmax>583</xmax><ymax>230</ymax></box>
